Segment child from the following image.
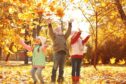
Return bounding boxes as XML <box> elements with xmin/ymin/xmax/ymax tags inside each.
<box><xmin>19</xmin><ymin>36</ymin><xmax>47</xmax><ymax>84</ymax></box>
<box><xmin>48</xmin><ymin>21</ymin><xmax>72</xmax><ymax>83</ymax></box>
<box><xmin>70</xmin><ymin>29</ymin><xmax>90</xmax><ymax>84</ymax></box>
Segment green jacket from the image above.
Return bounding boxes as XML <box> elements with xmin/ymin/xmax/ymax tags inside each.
<box><xmin>32</xmin><ymin>45</ymin><xmax>46</xmax><ymax>67</ymax></box>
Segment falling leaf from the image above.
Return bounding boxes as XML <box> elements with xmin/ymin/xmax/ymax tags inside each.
<box><xmin>27</xmin><ymin>51</ymin><xmax>32</xmax><ymax>57</ymax></box>
<box><xmin>20</xmin><ymin>29</ymin><xmax>25</xmax><ymax>34</ymax></box>
<box><xmin>101</xmin><ymin>2</ymin><xmax>106</xmax><ymax>7</ymax></box>
<box><xmin>37</xmin><ymin>3</ymin><xmax>41</xmax><ymax>7</ymax></box>
<box><xmin>12</xmin><ymin>46</ymin><xmax>17</xmax><ymax>53</ymax></box>
<box><xmin>70</xmin><ymin>0</ymin><xmax>74</xmax><ymax>2</ymax></box>
<box><xmin>56</xmin><ymin>6</ymin><xmax>65</xmax><ymax>17</ymax></box>
<box><xmin>84</xmin><ymin>0</ymin><xmax>88</xmax><ymax>3</ymax></box>
<box><xmin>20</xmin><ymin>0</ymin><xmax>27</xmax><ymax>4</ymax></box>
<box><xmin>118</xmin><ymin>59</ymin><xmax>125</xmax><ymax>65</ymax></box>
<box><xmin>110</xmin><ymin>57</ymin><xmax>116</xmax><ymax>64</ymax></box>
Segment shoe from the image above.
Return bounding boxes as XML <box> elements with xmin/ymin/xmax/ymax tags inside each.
<box><xmin>34</xmin><ymin>81</ymin><xmax>37</xmax><ymax>84</ymax></box>
<box><xmin>75</xmin><ymin>76</ymin><xmax>80</xmax><ymax>84</ymax></box>
<box><xmin>57</xmin><ymin>77</ymin><xmax>64</xmax><ymax>82</ymax></box>
<box><xmin>72</xmin><ymin>76</ymin><xmax>76</xmax><ymax>84</ymax></box>
<box><xmin>40</xmin><ymin>80</ymin><xmax>44</xmax><ymax>84</ymax></box>
<box><xmin>51</xmin><ymin>81</ymin><xmax>55</xmax><ymax>84</ymax></box>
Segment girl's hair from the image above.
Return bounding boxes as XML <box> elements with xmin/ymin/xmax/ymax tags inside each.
<box><xmin>37</xmin><ymin>43</ymin><xmax>42</xmax><ymax>52</ymax></box>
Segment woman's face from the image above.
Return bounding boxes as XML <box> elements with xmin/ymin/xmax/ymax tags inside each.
<box><xmin>34</xmin><ymin>38</ymin><xmax>41</xmax><ymax>44</ymax></box>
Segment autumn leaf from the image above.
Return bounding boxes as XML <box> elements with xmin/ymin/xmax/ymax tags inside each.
<box><xmin>20</xmin><ymin>0</ymin><xmax>27</xmax><ymax>4</ymax></box>
<box><xmin>49</xmin><ymin>1</ymin><xmax>56</xmax><ymax>12</ymax></box>
<box><xmin>12</xmin><ymin>46</ymin><xmax>17</xmax><ymax>52</ymax></box>
<box><xmin>35</xmin><ymin>9</ymin><xmax>45</xmax><ymax>15</ymax></box>
<box><xmin>70</xmin><ymin>0</ymin><xmax>74</xmax><ymax>2</ymax></box>
<box><xmin>27</xmin><ymin>51</ymin><xmax>32</xmax><ymax>57</ymax></box>
<box><xmin>42</xmin><ymin>0</ymin><xmax>47</xmax><ymax>4</ymax></box>
<box><xmin>49</xmin><ymin>5</ymin><xmax>55</xmax><ymax>12</ymax></box>
<box><xmin>101</xmin><ymin>2</ymin><xmax>106</xmax><ymax>7</ymax></box>
<box><xmin>56</xmin><ymin>6</ymin><xmax>65</xmax><ymax>17</ymax></box>
<box><xmin>37</xmin><ymin>3</ymin><xmax>41</xmax><ymax>7</ymax></box>
<box><xmin>84</xmin><ymin>0</ymin><xmax>88</xmax><ymax>3</ymax></box>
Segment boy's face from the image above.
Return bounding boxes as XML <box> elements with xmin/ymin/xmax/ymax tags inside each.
<box><xmin>54</xmin><ymin>27</ymin><xmax>63</xmax><ymax>35</ymax></box>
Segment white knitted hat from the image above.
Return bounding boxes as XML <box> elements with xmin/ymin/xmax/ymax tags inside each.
<box><xmin>36</xmin><ymin>36</ymin><xmax>46</xmax><ymax>45</ymax></box>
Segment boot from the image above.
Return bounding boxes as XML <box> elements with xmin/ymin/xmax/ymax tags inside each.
<box><xmin>34</xmin><ymin>81</ymin><xmax>37</xmax><ymax>84</ymax></box>
<box><xmin>75</xmin><ymin>76</ymin><xmax>80</xmax><ymax>84</ymax></box>
<box><xmin>57</xmin><ymin>77</ymin><xmax>64</xmax><ymax>82</ymax></box>
<box><xmin>72</xmin><ymin>76</ymin><xmax>76</xmax><ymax>84</ymax></box>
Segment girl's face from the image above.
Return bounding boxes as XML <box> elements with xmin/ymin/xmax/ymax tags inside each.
<box><xmin>34</xmin><ymin>38</ymin><xmax>41</xmax><ymax>44</ymax></box>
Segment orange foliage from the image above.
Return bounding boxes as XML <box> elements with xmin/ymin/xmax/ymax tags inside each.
<box><xmin>46</xmin><ymin>12</ymin><xmax>52</xmax><ymax>16</ymax></box>
<box><xmin>42</xmin><ymin>0</ymin><xmax>47</xmax><ymax>4</ymax></box>
<box><xmin>49</xmin><ymin>1</ymin><xmax>56</xmax><ymax>12</ymax></box>
<box><xmin>49</xmin><ymin>5</ymin><xmax>55</xmax><ymax>12</ymax></box>
<box><xmin>20</xmin><ymin>0</ymin><xmax>27</xmax><ymax>4</ymax></box>
<box><xmin>37</xmin><ymin>3</ymin><xmax>41</xmax><ymax>7</ymax></box>
<box><xmin>3</xmin><ymin>19</ymin><xmax>10</xmax><ymax>24</ymax></box>
<box><xmin>17</xmin><ymin>19</ymin><xmax>23</xmax><ymax>24</ymax></box>
<box><xmin>35</xmin><ymin>9</ymin><xmax>45</xmax><ymax>15</ymax></box>
<box><xmin>56</xmin><ymin>6</ymin><xmax>65</xmax><ymax>17</ymax></box>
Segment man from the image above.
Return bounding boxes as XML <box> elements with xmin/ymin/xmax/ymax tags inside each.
<box><xmin>48</xmin><ymin>20</ymin><xmax>72</xmax><ymax>83</ymax></box>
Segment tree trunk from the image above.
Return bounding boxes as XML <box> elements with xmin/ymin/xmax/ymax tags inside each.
<box><xmin>0</xmin><ymin>47</ymin><xmax>2</xmax><ymax>60</ymax></box>
<box><xmin>24</xmin><ymin>26</ymin><xmax>30</xmax><ymax>64</ymax></box>
<box><xmin>115</xmin><ymin>0</ymin><xmax>126</xmax><ymax>26</ymax></box>
<box><xmin>5</xmin><ymin>42</ymin><xmax>14</xmax><ymax>62</ymax></box>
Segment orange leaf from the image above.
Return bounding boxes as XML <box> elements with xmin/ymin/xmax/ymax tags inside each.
<box><xmin>42</xmin><ymin>0</ymin><xmax>47</xmax><ymax>4</ymax></box>
<box><xmin>37</xmin><ymin>3</ymin><xmax>41</xmax><ymax>7</ymax></box>
<box><xmin>56</xmin><ymin>7</ymin><xmax>65</xmax><ymax>17</ymax></box>
<box><xmin>70</xmin><ymin>0</ymin><xmax>74</xmax><ymax>2</ymax></box>
<box><xmin>46</xmin><ymin>12</ymin><xmax>51</xmax><ymax>16</ymax></box>
<box><xmin>49</xmin><ymin>5</ymin><xmax>55</xmax><ymax>12</ymax></box>
<box><xmin>17</xmin><ymin>19</ymin><xmax>23</xmax><ymax>24</ymax></box>
<box><xmin>20</xmin><ymin>0</ymin><xmax>27</xmax><ymax>3</ymax></box>
<box><xmin>36</xmin><ymin>9</ymin><xmax>45</xmax><ymax>15</ymax></box>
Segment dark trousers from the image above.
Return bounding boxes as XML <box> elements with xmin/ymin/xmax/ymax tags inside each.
<box><xmin>51</xmin><ymin>51</ymin><xmax>66</xmax><ymax>81</ymax></box>
<box><xmin>71</xmin><ymin>58</ymin><xmax>82</xmax><ymax>77</ymax></box>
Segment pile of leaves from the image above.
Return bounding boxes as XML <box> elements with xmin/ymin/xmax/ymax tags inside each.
<box><xmin>0</xmin><ymin>62</ymin><xmax>126</xmax><ymax>84</ymax></box>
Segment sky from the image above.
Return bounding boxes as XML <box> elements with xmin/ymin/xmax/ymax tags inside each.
<box><xmin>35</xmin><ymin>0</ymin><xmax>90</xmax><ymax>37</ymax></box>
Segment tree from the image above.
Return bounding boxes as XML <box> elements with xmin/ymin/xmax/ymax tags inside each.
<box><xmin>115</xmin><ymin>0</ymin><xmax>126</xmax><ymax>26</ymax></box>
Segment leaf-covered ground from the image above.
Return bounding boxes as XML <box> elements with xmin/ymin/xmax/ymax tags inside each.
<box><xmin>0</xmin><ymin>61</ymin><xmax>126</xmax><ymax>84</ymax></box>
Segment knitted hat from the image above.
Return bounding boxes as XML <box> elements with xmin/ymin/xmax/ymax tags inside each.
<box><xmin>36</xmin><ymin>36</ymin><xmax>46</xmax><ymax>45</ymax></box>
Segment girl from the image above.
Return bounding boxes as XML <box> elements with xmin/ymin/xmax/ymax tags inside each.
<box><xmin>70</xmin><ymin>29</ymin><xmax>90</xmax><ymax>84</ymax></box>
<box><xmin>19</xmin><ymin>36</ymin><xmax>47</xmax><ymax>84</ymax></box>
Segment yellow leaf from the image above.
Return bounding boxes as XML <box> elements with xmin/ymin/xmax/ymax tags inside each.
<box><xmin>101</xmin><ymin>2</ymin><xmax>106</xmax><ymax>7</ymax></box>
<box><xmin>70</xmin><ymin>0</ymin><xmax>74</xmax><ymax>2</ymax></box>
<box><xmin>110</xmin><ymin>57</ymin><xmax>116</xmax><ymax>64</ymax></box>
<box><xmin>27</xmin><ymin>51</ymin><xmax>32</xmax><ymax>57</ymax></box>
<box><xmin>20</xmin><ymin>29</ymin><xmax>25</xmax><ymax>34</ymax></box>
<box><xmin>12</xmin><ymin>46</ymin><xmax>17</xmax><ymax>52</ymax></box>
<box><xmin>118</xmin><ymin>59</ymin><xmax>125</xmax><ymax>65</ymax></box>
<box><xmin>84</xmin><ymin>0</ymin><xmax>88</xmax><ymax>3</ymax></box>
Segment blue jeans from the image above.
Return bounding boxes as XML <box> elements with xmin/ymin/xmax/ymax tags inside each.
<box><xmin>30</xmin><ymin>67</ymin><xmax>44</xmax><ymax>83</ymax></box>
<box><xmin>51</xmin><ymin>51</ymin><xmax>66</xmax><ymax>81</ymax></box>
<box><xmin>71</xmin><ymin>58</ymin><xmax>82</xmax><ymax>76</ymax></box>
